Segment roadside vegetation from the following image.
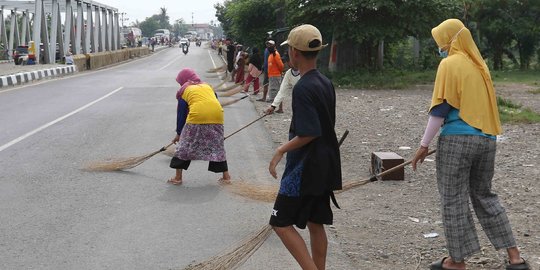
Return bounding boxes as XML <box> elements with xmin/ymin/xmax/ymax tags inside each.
<box><xmin>497</xmin><ymin>97</ymin><xmax>540</xmax><ymax>124</ymax></box>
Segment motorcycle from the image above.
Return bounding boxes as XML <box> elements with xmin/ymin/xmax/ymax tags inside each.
<box><xmin>181</xmin><ymin>43</ymin><xmax>189</xmax><ymax>55</ymax></box>
<box><xmin>196</xmin><ymin>40</ymin><xmax>202</xmax><ymax>47</ymax></box>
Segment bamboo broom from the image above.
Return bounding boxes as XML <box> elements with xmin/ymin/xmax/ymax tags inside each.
<box><xmin>205</xmin><ymin>71</ymin><xmax>227</xmax><ymax>79</ymax></box>
<box><xmin>225</xmin><ymin>149</ymin><xmax>437</xmax><ymax>202</ymax></box>
<box><xmin>215</xmin><ymin>83</ymin><xmax>242</xmax><ymax>92</ymax></box>
<box><xmin>183</xmin><ymin>225</ymin><xmax>273</xmax><ymax>270</ymax></box>
<box><xmin>338</xmin><ymin>149</ymin><xmax>437</xmax><ymax>192</ymax></box>
<box><xmin>188</xmin><ymin>149</ymin><xmax>437</xmax><ymax>270</ymax></box>
<box><xmin>217</xmin><ymin>85</ymin><xmax>243</xmax><ymax>97</ymax></box>
<box><xmin>220</xmin><ymin>95</ymin><xmax>249</xmax><ymax>107</ymax></box>
<box><xmin>184</xmin><ymin>130</ymin><xmax>349</xmax><ymax>270</ymax></box>
<box><xmin>206</xmin><ymin>65</ymin><xmax>227</xmax><ymax>73</ymax></box>
<box><xmin>86</xmin><ymin>114</ymin><xmax>269</xmax><ymax>171</ymax></box>
<box><xmin>85</xmin><ymin>143</ymin><xmax>174</xmax><ymax>171</ymax></box>
<box><xmin>211</xmin><ymin>80</ymin><xmax>227</xmax><ymax>90</ymax></box>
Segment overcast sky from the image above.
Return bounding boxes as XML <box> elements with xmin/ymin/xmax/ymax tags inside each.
<box><xmin>105</xmin><ymin>0</ymin><xmax>223</xmax><ymax>26</ymax></box>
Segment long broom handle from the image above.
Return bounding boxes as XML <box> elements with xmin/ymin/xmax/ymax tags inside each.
<box><xmin>339</xmin><ymin>149</ymin><xmax>437</xmax><ymax>192</ymax></box>
<box><xmin>158</xmin><ymin>142</ymin><xmax>174</xmax><ymax>152</ymax></box>
<box><xmin>249</xmin><ymin>83</ymin><xmax>268</xmax><ymax>94</ymax></box>
<box><xmin>224</xmin><ymin>114</ymin><xmax>269</xmax><ymax>140</ymax></box>
<box><xmin>374</xmin><ymin>149</ymin><xmax>437</xmax><ymax>180</ymax></box>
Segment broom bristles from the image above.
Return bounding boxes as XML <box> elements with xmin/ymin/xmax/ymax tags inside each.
<box><xmin>224</xmin><ymin>179</ymin><xmax>369</xmax><ymax>203</ymax></box>
<box><xmin>84</xmin><ymin>153</ymin><xmax>155</xmax><ymax>171</ymax></box>
<box><xmin>206</xmin><ymin>65</ymin><xmax>226</xmax><ymax>73</ymax></box>
<box><xmin>211</xmin><ymin>81</ymin><xmax>227</xmax><ymax>90</ymax></box>
<box><xmin>183</xmin><ymin>224</ymin><xmax>273</xmax><ymax>270</ymax></box>
<box><xmin>217</xmin><ymin>86</ymin><xmax>243</xmax><ymax>97</ymax></box>
<box><xmin>215</xmin><ymin>83</ymin><xmax>242</xmax><ymax>92</ymax></box>
<box><xmin>225</xmin><ymin>181</ymin><xmax>278</xmax><ymax>203</ymax></box>
<box><xmin>84</xmin><ymin>143</ymin><xmax>175</xmax><ymax>171</ymax></box>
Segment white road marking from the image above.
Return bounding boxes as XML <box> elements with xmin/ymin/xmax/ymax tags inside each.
<box><xmin>0</xmin><ymin>86</ymin><xmax>124</xmax><ymax>153</ymax></box>
<box><xmin>208</xmin><ymin>50</ymin><xmax>217</xmax><ymax>68</ymax></box>
<box><xmin>158</xmin><ymin>53</ymin><xmax>182</xmax><ymax>71</ymax></box>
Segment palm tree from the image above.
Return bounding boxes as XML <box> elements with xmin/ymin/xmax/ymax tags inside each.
<box><xmin>158</xmin><ymin>7</ymin><xmax>170</xmax><ymax>29</ymax></box>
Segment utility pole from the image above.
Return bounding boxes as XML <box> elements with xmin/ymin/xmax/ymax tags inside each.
<box><xmin>120</xmin><ymin>12</ymin><xmax>128</xmax><ymax>28</ymax></box>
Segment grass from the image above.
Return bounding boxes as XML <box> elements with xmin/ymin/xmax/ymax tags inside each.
<box><xmin>497</xmin><ymin>96</ymin><xmax>540</xmax><ymax>124</ymax></box>
<box><xmin>491</xmin><ymin>70</ymin><xmax>540</xmax><ymax>86</ymax></box>
<box><xmin>328</xmin><ymin>70</ymin><xmax>436</xmax><ymax>89</ymax></box>
<box><xmin>328</xmin><ymin>69</ymin><xmax>540</xmax><ymax>89</ymax></box>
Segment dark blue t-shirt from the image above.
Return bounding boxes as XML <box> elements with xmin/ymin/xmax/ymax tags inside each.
<box><xmin>278</xmin><ymin>69</ymin><xmax>342</xmax><ymax>197</ymax></box>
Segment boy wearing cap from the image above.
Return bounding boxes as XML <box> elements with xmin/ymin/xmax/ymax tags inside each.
<box><xmin>268</xmin><ymin>24</ymin><xmax>342</xmax><ymax>270</ymax></box>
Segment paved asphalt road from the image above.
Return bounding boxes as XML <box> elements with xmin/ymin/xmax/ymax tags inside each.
<box><xmin>0</xmin><ymin>45</ymin><xmax>354</xmax><ymax>269</ymax></box>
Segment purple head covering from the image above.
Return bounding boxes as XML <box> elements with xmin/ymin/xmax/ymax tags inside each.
<box><xmin>176</xmin><ymin>68</ymin><xmax>202</xmax><ymax>99</ymax></box>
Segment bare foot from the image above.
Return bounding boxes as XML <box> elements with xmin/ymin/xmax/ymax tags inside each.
<box><xmin>167</xmin><ymin>178</ymin><xmax>182</xmax><ymax>185</ymax></box>
<box><xmin>218</xmin><ymin>178</ymin><xmax>231</xmax><ymax>185</ymax></box>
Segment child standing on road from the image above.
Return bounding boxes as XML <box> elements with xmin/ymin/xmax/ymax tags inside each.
<box><xmin>268</xmin><ymin>24</ymin><xmax>342</xmax><ymax>270</ymax></box>
<box><xmin>169</xmin><ymin>68</ymin><xmax>231</xmax><ymax>185</ymax></box>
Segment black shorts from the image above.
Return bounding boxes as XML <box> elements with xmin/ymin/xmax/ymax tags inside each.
<box><xmin>269</xmin><ymin>194</ymin><xmax>333</xmax><ymax>229</ymax></box>
<box><xmin>170</xmin><ymin>157</ymin><xmax>228</xmax><ymax>173</ymax></box>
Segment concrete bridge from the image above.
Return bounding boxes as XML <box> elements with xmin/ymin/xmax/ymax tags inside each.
<box><xmin>0</xmin><ymin>0</ymin><xmax>120</xmax><ymax>64</ymax></box>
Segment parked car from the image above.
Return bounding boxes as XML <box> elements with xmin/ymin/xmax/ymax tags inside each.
<box><xmin>13</xmin><ymin>45</ymin><xmax>31</xmax><ymax>65</ymax></box>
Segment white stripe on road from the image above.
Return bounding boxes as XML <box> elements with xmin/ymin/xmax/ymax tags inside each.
<box><xmin>158</xmin><ymin>54</ymin><xmax>182</xmax><ymax>71</ymax></box>
<box><xmin>208</xmin><ymin>50</ymin><xmax>217</xmax><ymax>68</ymax></box>
<box><xmin>0</xmin><ymin>86</ymin><xmax>125</xmax><ymax>153</ymax></box>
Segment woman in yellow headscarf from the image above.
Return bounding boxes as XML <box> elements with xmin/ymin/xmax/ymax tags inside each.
<box><xmin>412</xmin><ymin>19</ymin><xmax>529</xmax><ymax>270</ymax></box>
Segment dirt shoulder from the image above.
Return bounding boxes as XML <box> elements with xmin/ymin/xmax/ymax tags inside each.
<box><xmin>249</xmin><ymin>82</ymin><xmax>540</xmax><ymax>270</ymax></box>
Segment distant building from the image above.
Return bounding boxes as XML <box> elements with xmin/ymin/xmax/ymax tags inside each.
<box><xmin>189</xmin><ymin>24</ymin><xmax>213</xmax><ymax>40</ymax></box>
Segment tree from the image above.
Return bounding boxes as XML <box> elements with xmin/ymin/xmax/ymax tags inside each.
<box><xmin>157</xmin><ymin>7</ymin><xmax>171</xmax><ymax>30</ymax></box>
<box><xmin>138</xmin><ymin>17</ymin><xmax>160</xmax><ymax>37</ymax></box>
<box><xmin>136</xmin><ymin>8</ymin><xmax>172</xmax><ymax>37</ymax></box>
<box><xmin>172</xmin><ymin>19</ymin><xmax>189</xmax><ymax>38</ymax></box>
<box><xmin>285</xmin><ymin>0</ymin><xmax>461</xmax><ymax>70</ymax></box>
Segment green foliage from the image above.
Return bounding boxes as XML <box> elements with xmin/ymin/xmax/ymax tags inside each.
<box><xmin>470</xmin><ymin>0</ymin><xmax>540</xmax><ymax>70</ymax></box>
<box><xmin>135</xmin><ymin>7</ymin><xmax>172</xmax><ymax>37</ymax></box>
<box><xmin>172</xmin><ymin>19</ymin><xmax>189</xmax><ymax>37</ymax></box>
<box><xmin>213</xmin><ymin>0</ymin><xmax>540</xmax><ymax>73</ymax></box>
<box><xmin>138</xmin><ymin>19</ymin><xmax>160</xmax><ymax>37</ymax></box>
<box><xmin>497</xmin><ymin>96</ymin><xmax>540</xmax><ymax>123</ymax></box>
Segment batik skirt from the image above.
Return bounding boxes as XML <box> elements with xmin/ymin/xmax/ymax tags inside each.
<box><xmin>174</xmin><ymin>123</ymin><xmax>226</xmax><ymax>162</ymax></box>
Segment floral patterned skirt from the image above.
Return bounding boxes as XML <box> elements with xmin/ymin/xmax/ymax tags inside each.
<box><xmin>174</xmin><ymin>124</ymin><xmax>226</xmax><ymax>162</ymax></box>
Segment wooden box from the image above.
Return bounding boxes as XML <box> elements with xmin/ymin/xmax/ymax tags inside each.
<box><xmin>371</xmin><ymin>152</ymin><xmax>405</xmax><ymax>181</ymax></box>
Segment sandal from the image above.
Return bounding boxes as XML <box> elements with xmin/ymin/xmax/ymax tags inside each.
<box><xmin>430</xmin><ymin>257</ymin><xmax>463</xmax><ymax>270</ymax></box>
<box><xmin>506</xmin><ymin>258</ymin><xmax>530</xmax><ymax>270</ymax></box>
<box><xmin>167</xmin><ymin>178</ymin><xmax>182</xmax><ymax>185</ymax></box>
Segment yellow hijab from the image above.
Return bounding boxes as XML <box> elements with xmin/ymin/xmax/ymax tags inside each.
<box><xmin>430</xmin><ymin>19</ymin><xmax>502</xmax><ymax>135</ymax></box>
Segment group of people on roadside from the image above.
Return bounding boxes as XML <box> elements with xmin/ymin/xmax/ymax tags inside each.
<box><xmin>222</xmin><ymin>37</ymin><xmax>301</xmax><ymax>115</ymax></box>
<box><xmin>166</xmin><ymin>21</ymin><xmax>530</xmax><ymax>270</ymax></box>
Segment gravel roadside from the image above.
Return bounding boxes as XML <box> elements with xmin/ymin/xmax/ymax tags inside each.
<box><xmin>247</xmin><ymin>82</ymin><xmax>540</xmax><ymax>270</ymax></box>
